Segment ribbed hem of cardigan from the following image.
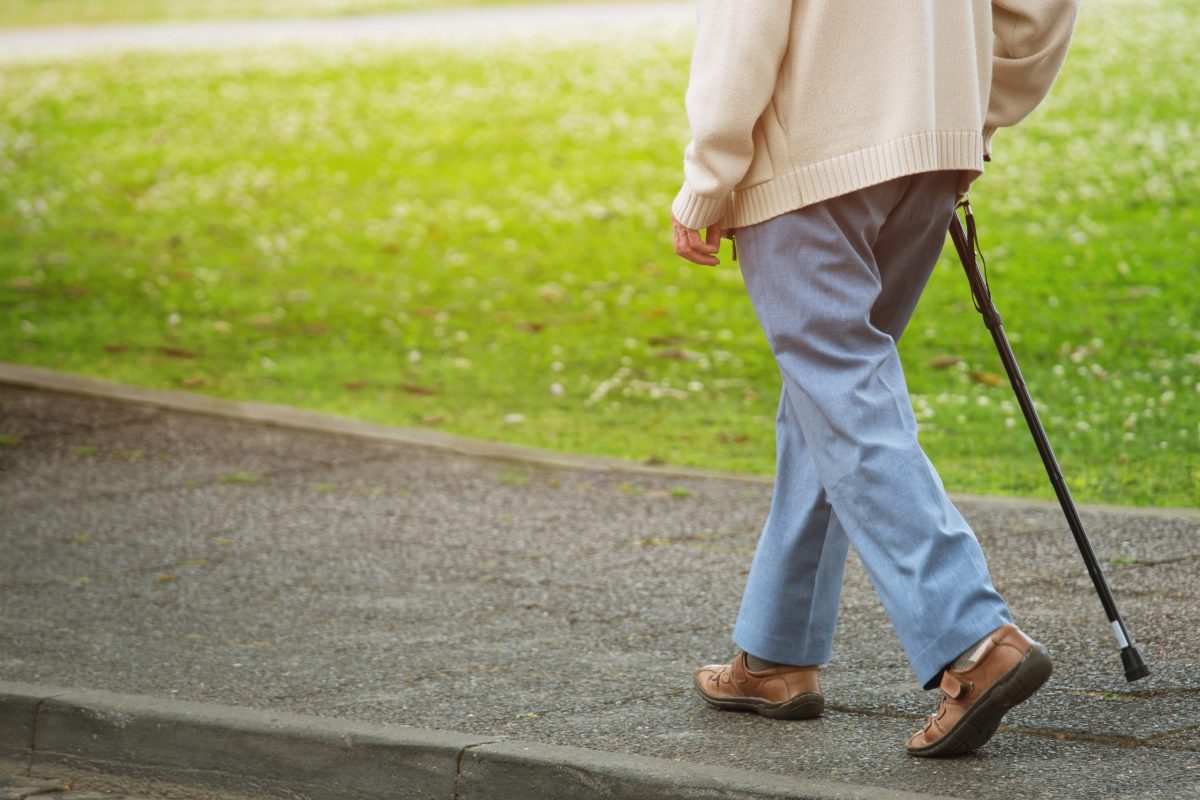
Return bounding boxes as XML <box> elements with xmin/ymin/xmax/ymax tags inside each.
<box><xmin>727</xmin><ymin>130</ymin><xmax>986</xmax><ymax>230</ymax></box>
<box><xmin>671</xmin><ymin>186</ymin><xmax>730</xmax><ymax>231</ymax></box>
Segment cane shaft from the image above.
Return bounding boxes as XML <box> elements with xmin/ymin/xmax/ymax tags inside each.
<box><xmin>948</xmin><ymin>206</ymin><xmax>1148</xmax><ymax>680</ymax></box>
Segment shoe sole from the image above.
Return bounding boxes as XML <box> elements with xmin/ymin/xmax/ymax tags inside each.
<box><xmin>906</xmin><ymin>642</ymin><xmax>1052</xmax><ymax>758</ymax></box>
<box><xmin>693</xmin><ymin>682</ymin><xmax>824</xmax><ymax>720</ymax></box>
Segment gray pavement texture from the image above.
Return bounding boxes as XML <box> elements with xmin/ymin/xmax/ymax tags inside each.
<box><xmin>1</xmin><ymin>377</ymin><xmax>1199</xmax><ymax>799</ymax></box>
<box><xmin>0</xmin><ymin>2</ymin><xmax>693</xmax><ymax>63</ymax></box>
<box><xmin>0</xmin><ymin>768</ymin><xmax>158</xmax><ymax>799</ymax></box>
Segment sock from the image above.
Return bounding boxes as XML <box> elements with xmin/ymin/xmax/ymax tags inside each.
<box><xmin>745</xmin><ymin>653</ymin><xmax>784</xmax><ymax>671</ymax></box>
<box><xmin>950</xmin><ymin>635</ymin><xmax>992</xmax><ymax>671</ymax></box>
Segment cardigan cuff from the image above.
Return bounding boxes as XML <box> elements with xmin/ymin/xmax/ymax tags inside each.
<box><xmin>671</xmin><ymin>184</ymin><xmax>729</xmax><ymax>231</ymax></box>
<box><xmin>982</xmin><ymin>126</ymin><xmax>998</xmax><ymax>160</ymax></box>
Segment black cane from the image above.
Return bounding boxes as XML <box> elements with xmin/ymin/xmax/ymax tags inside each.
<box><xmin>947</xmin><ymin>199</ymin><xmax>1150</xmax><ymax>683</ymax></box>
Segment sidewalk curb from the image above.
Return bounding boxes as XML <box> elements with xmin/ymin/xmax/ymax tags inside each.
<box><xmin>2</xmin><ymin>361</ymin><xmax>1196</xmax><ymax>521</ymax></box>
<box><xmin>0</xmin><ymin>683</ymin><xmax>959</xmax><ymax>800</ymax></box>
<box><xmin>0</xmin><ymin>362</ymin><xmax>768</xmax><ymax>482</ymax></box>
<box><xmin>4</xmin><ymin>362</ymin><xmax>1195</xmax><ymax>525</ymax></box>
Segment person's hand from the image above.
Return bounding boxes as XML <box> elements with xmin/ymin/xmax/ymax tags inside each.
<box><xmin>672</xmin><ymin>214</ymin><xmax>723</xmax><ymax>266</ymax></box>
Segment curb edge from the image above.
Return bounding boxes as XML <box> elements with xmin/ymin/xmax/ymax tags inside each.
<box><xmin>0</xmin><ymin>682</ymin><xmax>960</xmax><ymax>800</ymax></box>
<box><xmin>1</xmin><ymin>361</ymin><xmax>1196</xmax><ymax>521</ymax></box>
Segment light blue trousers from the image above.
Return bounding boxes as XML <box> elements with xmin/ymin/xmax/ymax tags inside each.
<box><xmin>731</xmin><ymin>171</ymin><xmax>1012</xmax><ymax>690</ymax></box>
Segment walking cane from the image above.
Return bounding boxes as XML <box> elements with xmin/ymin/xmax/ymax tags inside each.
<box><xmin>947</xmin><ymin>199</ymin><xmax>1150</xmax><ymax>683</ymax></box>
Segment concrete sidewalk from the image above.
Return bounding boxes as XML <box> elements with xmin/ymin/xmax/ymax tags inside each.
<box><xmin>0</xmin><ymin>2</ymin><xmax>693</xmax><ymax>62</ymax></box>
<box><xmin>1</xmin><ymin>366</ymin><xmax>1198</xmax><ymax>799</ymax></box>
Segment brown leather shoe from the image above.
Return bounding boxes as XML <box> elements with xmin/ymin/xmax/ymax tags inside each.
<box><xmin>906</xmin><ymin>623</ymin><xmax>1052</xmax><ymax>757</ymax></box>
<box><xmin>693</xmin><ymin>653</ymin><xmax>823</xmax><ymax>720</ymax></box>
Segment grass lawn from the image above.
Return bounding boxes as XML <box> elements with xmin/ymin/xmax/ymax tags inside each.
<box><xmin>0</xmin><ymin>0</ymin><xmax>636</xmax><ymax>28</ymax></box>
<box><xmin>0</xmin><ymin>0</ymin><xmax>1196</xmax><ymax>507</ymax></box>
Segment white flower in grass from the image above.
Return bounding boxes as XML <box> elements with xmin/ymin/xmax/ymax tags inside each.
<box><xmin>408</xmin><ymin>350</ymin><xmax>421</xmax><ymax>364</ymax></box>
<box><xmin>504</xmin><ymin>414</ymin><xmax>525</xmax><ymax>425</ymax></box>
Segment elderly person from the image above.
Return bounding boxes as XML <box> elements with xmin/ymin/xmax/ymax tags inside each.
<box><xmin>671</xmin><ymin>0</ymin><xmax>1079</xmax><ymax>756</ymax></box>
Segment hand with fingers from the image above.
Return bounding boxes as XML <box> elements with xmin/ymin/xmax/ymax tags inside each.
<box><xmin>672</xmin><ymin>214</ymin><xmax>724</xmax><ymax>266</ymax></box>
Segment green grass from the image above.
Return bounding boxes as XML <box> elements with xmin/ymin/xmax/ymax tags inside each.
<box><xmin>1</xmin><ymin>0</ymin><xmax>1197</xmax><ymax>507</ymax></box>
<box><xmin>0</xmin><ymin>0</ymin><xmax>633</xmax><ymax>28</ymax></box>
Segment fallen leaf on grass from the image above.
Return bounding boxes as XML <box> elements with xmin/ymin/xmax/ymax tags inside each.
<box><xmin>516</xmin><ymin>321</ymin><xmax>545</xmax><ymax>333</ymax></box>
<box><xmin>344</xmin><ymin>380</ymin><xmax>370</xmax><ymax>390</ymax></box>
<box><xmin>421</xmin><ymin>415</ymin><xmax>446</xmax><ymax>426</ymax></box>
<box><xmin>400</xmin><ymin>383</ymin><xmax>437</xmax><ymax>395</ymax></box>
<box><xmin>103</xmin><ymin>342</ymin><xmax>131</xmax><ymax>353</ymax></box>
<box><xmin>180</xmin><ymin>377</ymin><xmax>207</xmax><ymax>388</ymax></box>
<box><xmin>928</xmin><ymin>355</ymin><xmax>964</xmax><ymax>369</ymax></box>
<box><xmin>655</xmin><ymin>348</ymin><xmax>696</xmax><ymax>361</ymax></box>
<box><xmin>718</xmin><ymin>432</ymin><xmax>749</xmax><ymax>444</ymax></box>
<box><xmin>160</xmin><ymin>346</ymin><xmax>196</xmax><ymax>358</ymax></box>
<box><xmin>969</xmin><ymin>371</ymin><xmax>1005</xmax><ymax>387</ymax></box>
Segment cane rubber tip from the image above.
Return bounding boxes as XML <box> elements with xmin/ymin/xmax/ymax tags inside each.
<box><xmin>1121</xmin><ymin>645</ymin><xmax>1150</xmax><ymax>682</ymax></box>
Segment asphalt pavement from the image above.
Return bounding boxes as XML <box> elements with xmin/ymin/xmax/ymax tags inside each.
<box><xmin>1</xmin><ymin>366</ymin><xmax>1198</xmax><ymax>799</ymax></box>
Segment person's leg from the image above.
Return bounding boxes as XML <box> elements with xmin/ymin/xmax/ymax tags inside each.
<box><xmin>730</xmin><ymin>173</ymin><xmax>962</xmax><ymax>668</ymax></box>
<box><xmin>734</xmin><ymin>171</ymin><xmax>1011</xmax><ymax>690</ymax></box>
<box><xmin>731</xmin><ymin>387</ymin><xmax>850</xmax><ymax>668</ymax></box>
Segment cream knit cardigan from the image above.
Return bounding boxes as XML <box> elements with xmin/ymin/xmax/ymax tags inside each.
<box><xmin>672</xmin><ymin>0</ymin><xmax>1080</xmax><ymax>231</ymax></box>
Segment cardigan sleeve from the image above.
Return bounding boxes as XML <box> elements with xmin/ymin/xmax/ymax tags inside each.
<box><xmin>672</xmin><ymin>0</ymin><xmax>794</xmax><ymax>230</ymax></box>
<box><xmin>985</xmin><ymin>0</ymin><xmax>1080</xmax><ymax>149</ymax></box>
